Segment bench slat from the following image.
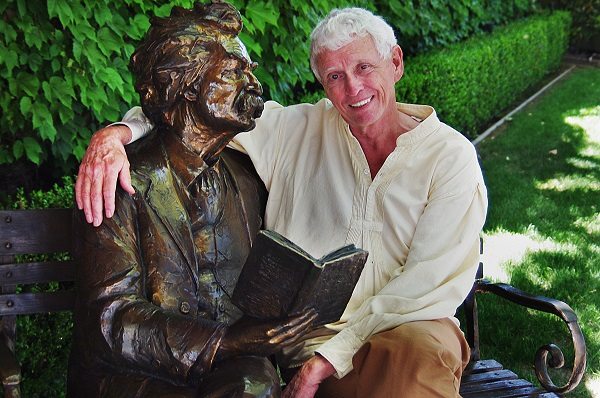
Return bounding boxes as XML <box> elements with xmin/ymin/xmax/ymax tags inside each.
<box><xmin>0</xmin><ymin>209</ymin><xmax>74</xmax><ymax>255</ymax></box>
<box><xmin>0</xmin><ymin>291</ymin><xmax>74</xmax><ymax>316</ymax></box>
<box><xmin>461</xmin><ymin>368</ymin><xmax>518</xmax><ymax>385</ymax></box>
<box><xmin>465</xmin><ymin>359</ymin><xmax>504</xmax><ymax>374</ymax></box>
<box><xmin>462</xmin><ymin>386</ymin><xmax>558</xmax><ymax>397</ymax></box>
<box><xmin>460</xmin><ymin>378</ymin><xmax>533</xmax><ymax>394</ymax></box>
<box><xmin>0</xmin><ymin>261</ymin><xmax>76</xmax><ymax>285</ymax></box>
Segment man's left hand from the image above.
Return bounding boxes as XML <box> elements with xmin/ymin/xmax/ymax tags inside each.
<box><xmin>282</xmin><ymin>355</ymin><xmax>336</xmax><ymax>398</ymax></box>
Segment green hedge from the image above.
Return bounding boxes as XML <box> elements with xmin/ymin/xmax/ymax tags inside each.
<box><xmin>376</xmin><ymin>0</ymin><xmax>536</xmax><ymax>55</ymax></box>
<box><xmin>1</xmin><ymin>177</ymin><xmax>74</xmax><ymax>398</ymax></box>
<box><xmin>397</xmin><ymin>11</ymin><xmax>572</xmax><ymax>138</ymax></box>
<box><xmin>538</xmin><ymin>0</ymin><xmax>600</xmax><ymax>51</ymax></box>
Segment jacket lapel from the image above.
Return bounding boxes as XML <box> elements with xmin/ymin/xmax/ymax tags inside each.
<box><xmin>141</xmin><ymin>159</ymin><xmax>199</xmax><ymax>290</ymax></box>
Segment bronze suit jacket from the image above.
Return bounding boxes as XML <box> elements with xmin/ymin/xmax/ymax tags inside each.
<box><xmin>69</xmin><ymin>132</ymin><xmax>267</xmax><ymax>395</ymax></box>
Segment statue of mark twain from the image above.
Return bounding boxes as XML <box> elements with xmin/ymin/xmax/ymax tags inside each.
<box><xmin>68</xmin><ymin>2</ymin><xmax>315</xmax><ymax>397</ymax></box>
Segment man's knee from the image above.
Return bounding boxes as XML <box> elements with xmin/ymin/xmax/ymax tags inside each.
<box><xmin>367</xmin><ymin>319</ymin><xmax>466</xmax><ymax>368</ymax></box>
<box><xmin>349</xmin><ymin>319</ymin><xmax>468</xmax><ymax>397</ymax></box>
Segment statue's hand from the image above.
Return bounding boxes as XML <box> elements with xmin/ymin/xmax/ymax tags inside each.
<box><xmin>75</xmin><ymin>125</ymin><xmax>134</xmax><ymax>226</ymax></box>
<box><xmin>217</xmin><ymin>309</ymin><xmax>318</xmax><ymax>361</ymax></box>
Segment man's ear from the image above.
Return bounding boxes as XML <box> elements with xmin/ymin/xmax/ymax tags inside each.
<box><xmin>392</xmin><ymin>45</ymin><xmax>404</xmax><ymax>82</ymax></box>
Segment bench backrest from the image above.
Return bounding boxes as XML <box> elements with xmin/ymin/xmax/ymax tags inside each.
<box><xmin>0</xmin><ymin>209</ymin><xmax>77</xmax><ymax>355</ymax></box>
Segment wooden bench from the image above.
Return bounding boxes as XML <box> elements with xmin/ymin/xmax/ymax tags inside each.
<box><xmin>0</xmin><ymin>208</ymin><xmax>587</xmax><ymax>397</ymax></box>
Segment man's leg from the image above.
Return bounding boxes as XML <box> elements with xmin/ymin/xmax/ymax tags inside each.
<box><xmin>316</xmin><ymin>318</ymin><xmax>470</xmax><ymax>398</ymax></box>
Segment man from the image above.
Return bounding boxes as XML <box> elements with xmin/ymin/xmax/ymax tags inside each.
<box><xmin>76</xmin><ymin>6</ymin><xmax>488</xmax><ymax>397</ymax></box>
<box><xmin>68</xmin><ymin>3</ymin><xmax>316</xmax><ymax>397</ymax></box>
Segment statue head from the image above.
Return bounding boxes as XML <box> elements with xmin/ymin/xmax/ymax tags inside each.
<box><xmin>130</xmin><ymin>1</ymin><xmax>264</xmax><ymax>134</ymax></box>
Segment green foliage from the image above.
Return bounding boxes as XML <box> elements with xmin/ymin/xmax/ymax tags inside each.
<box><xmin>1</xmin><ymin>177</ymin><xmax>74</xmax><ymax>398</ymax></box>
<box><xmin>0</xmin><ymin>0</ymin><xmax>539</xmax><ymax>179</ymax></box>
<box><xmin>397</xmin><ymin>11</ymin><xmax>572</xmax><ymax>138</ymax></box>
<box><xmin>0</xmin><ymin>1</ymin><xmax>194</xmax><ymax>173</ymax></box>
<box><xmin>375</xmin><ymin>0</ymin><xmax>537</xmax><ymax>55</ymax></box>
<box><xmin>538</xmin><ymin>0</ymin><xmax>600</xmax><ymax>51</ymax></box>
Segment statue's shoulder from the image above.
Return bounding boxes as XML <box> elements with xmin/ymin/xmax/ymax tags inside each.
<box><xmin>221</xmin><ymin>148</ymin><xmax>260</xmax><ymax>182</ymax></box>
<box><xmin>127</xmin><ymin>131</ymin><xmax>166</xmax><ymax>170</ymax></box>
<box><xmin>126</xmin><ymin>131</ymin><xmax>169</xmax><ymax>190</ymax></box>
<box><xmin>221</xmin><ymin>148</ymin><xmax>267</xmax><ymax>210</ymax></box>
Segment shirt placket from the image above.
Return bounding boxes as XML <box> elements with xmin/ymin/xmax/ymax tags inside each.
<box><xmin>344</xmin><ymin>130</ymin><xmax>385</xmax><ymax>257</ymax></box>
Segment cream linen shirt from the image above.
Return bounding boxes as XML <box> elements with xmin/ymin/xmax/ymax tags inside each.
<box><xmin>122</xmin><ymin>99</ymin><xmax>488</xmax><ymax>378</ymax></box>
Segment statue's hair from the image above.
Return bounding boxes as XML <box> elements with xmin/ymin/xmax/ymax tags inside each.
<box><xmin>309</xmin><ymin>8</ymin><xmax>397</xmax><ymax>82</ymax></box>
<box><xmin>130</xmin><ymin>1</ymin><xmax>242</xmax><ymax>125</ymax></box>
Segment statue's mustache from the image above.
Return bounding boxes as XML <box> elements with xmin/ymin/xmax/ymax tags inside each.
<box><xmin>236</xmin><ymin>90</ymin><xmax>264</xmax><ymax>120</ymax></box>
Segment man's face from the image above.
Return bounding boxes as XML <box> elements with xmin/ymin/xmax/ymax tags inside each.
<box><xmin>316</xmin><ymin>36</ymin><xmax>403</xmax><ymax>134</ymax></box>
<box><xmin>192</xmin><ymin>37</ymin><xmax>264</xmax><ymax>133</ymax></box>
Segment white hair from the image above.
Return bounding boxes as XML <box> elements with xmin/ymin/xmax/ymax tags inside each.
<box><xmin>309</xmin><ymin>8</ymin><xmax>397</xmax><ymax>82</ymax></box>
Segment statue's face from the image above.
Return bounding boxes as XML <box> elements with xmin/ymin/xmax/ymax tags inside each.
<box><xmin>193</xmin><ymin>37</ymin><xmax>264</xmax><ymax>133</ymax></box>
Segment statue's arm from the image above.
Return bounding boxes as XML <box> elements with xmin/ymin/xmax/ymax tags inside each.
<box><xmin>75</xmin><ymin>189</ymin><xmax>226</xmax><ymax>383</ymax></box>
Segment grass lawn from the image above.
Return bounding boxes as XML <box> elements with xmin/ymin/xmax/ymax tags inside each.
<box><xmin>475</xmin><ymin>65</ymin><xmax>600</xmax><ymax>397</ymax></box>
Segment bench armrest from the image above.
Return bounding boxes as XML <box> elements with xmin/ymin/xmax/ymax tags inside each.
<box><xmin>475</xmin><ymin>279</ymin><xmax>586</xmax><ymax>394</ymax></box>
<box><xmin>0</xmin><ymin>333</ymin><xmax>21</xmax><ymax>397</ymax></box>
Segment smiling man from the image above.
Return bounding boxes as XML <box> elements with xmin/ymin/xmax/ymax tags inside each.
<box><xmin>75</xmin><ymin>6</ymin><xmax>488</xmax><ymax>398</ymax></box>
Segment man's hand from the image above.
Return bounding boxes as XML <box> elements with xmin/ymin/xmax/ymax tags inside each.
<box><xmin>75</xmin><ymin>125</ymin><xmax>134</xmax><ymax>226</ymax></box>
<box><xmin>216</xmin><ymin>309</ymin><xmax>317</xmax><ymax>361</ymax></box>
<box><xmin>282</xmin><ymin>355</ymin><xmax>336</xmax><ymax>398</ymax></box>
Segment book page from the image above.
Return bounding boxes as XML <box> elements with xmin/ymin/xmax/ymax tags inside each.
<box><xmin>232</xmin><ymin>232</ymin><xmax>312</xmax><ymax>319</ymax></box>
<box><xmin>292</xmin><ymin>250</ymin><xmax>368</xmax><ymax>326</ymax></box>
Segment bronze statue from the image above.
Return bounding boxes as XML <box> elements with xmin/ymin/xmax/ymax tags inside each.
<box><xmin>68</xmin><ymin>2</ymin><xmax>315</xmax><ymax>396</ymax></box>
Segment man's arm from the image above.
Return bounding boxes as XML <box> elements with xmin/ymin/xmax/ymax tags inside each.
<box><xmin>75</xmin><ymin>107</ymin><xmax>153</xmax><ymax>226</ymax></box>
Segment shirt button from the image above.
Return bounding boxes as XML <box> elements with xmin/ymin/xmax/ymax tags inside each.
<box><xmin>363</xmin><ymin>168</ymin><xmax>369</xmax><ymax>175</ymax></box>
<box><xmin>179</xmin><ymin>301</ymin><xmax>191</xmax><ymax>314</ymax></box>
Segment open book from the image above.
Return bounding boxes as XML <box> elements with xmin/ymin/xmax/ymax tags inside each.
<box><xmin>232</xmin><ymin>230</ymin><xmax>368</xmax><ymax>327</ymax></box>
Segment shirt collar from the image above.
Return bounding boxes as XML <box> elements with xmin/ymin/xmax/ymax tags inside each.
<box><xmin>394</xmin><ymin>103</ymin><xmax>440</xmax><ymax>147</ymax></box>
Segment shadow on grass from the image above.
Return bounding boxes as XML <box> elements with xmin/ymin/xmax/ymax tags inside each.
<box><xmin>477</xmin><ymin>66</ymin><xmax>599</xmax><ymax>398</ymax></box>
<box><xmin>475</xmin><ymin>249</ymin><xmax>598</xmax><ymax>397</ymax></box>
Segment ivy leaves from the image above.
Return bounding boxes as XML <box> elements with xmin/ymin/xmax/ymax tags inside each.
<box><xmin>0</xmin><ymin>0</ymin><xmax>187</xmax><ymax>168</ymax></box>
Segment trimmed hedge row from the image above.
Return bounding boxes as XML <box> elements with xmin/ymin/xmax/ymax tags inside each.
<box><xmin>538</xmin><ymin>0</ymin><xmax>600</xmax><ymax>51</ymax></box>
<box><xmin>397</xmin><ymin>11</ymin><xmax>572</xmax><ymax>138</ymax></box>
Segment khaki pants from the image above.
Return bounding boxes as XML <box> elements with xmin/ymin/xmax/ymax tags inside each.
<box><xmin>315</xmin><ymin>318</ymin><xmax>470</xmax><ymax>398</ymax></box>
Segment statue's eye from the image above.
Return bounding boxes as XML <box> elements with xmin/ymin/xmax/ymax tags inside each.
<box><xmin>223</xmin><ymin>68</ymin><xmax>243</xmax><ymax>80</ymax></box>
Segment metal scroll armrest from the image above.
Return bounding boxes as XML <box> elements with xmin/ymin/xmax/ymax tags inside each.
<box><xmin>475</xmin><ymin>279</ymin><xmax>587</xmax><ymax>394</ymax></box>
<box><xmin>0</xmin><ymin>331</ymin><xmax>21</xmax><ymax>398</ymax></box>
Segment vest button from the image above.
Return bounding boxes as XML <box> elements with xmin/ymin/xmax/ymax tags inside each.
<box><xmin>179</xmin><ymin>301</ymin><xmax>191</xmax><ymax>314</ymax></box>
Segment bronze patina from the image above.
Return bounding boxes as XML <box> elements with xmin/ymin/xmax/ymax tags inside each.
<box><xmin>68</xmin><ymin>2</ymin><xmax>315</xmax><ymax>397</ymax></box>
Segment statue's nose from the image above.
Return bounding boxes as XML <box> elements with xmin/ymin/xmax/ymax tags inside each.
<box><xmin>246</xmin><ymin>72</ymin><xmax>263</xmax><ymax>95</ymax></box>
